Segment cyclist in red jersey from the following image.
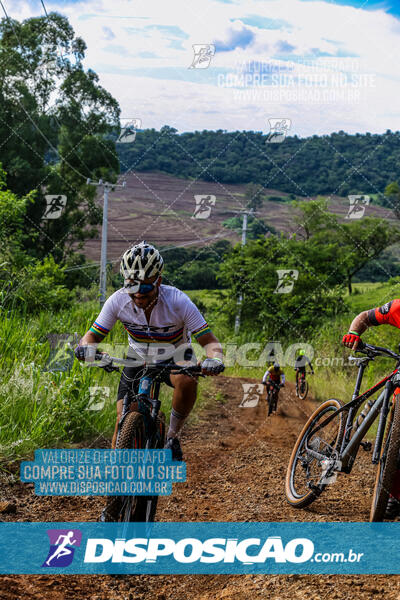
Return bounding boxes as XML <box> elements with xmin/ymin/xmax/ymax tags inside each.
<box><xmin>342</xmin><ymin>299</ymin><xmax>400</xmax><ymax>518</ymax></box>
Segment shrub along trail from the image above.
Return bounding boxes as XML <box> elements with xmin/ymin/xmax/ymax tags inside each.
<box><xmin>0</xmin><ymin>376</ymin><xmax>399</xmax><ymax>599</ymax></box>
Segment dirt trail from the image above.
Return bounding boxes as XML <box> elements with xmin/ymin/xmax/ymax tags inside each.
<box><xmin>0</xmin><ymin>377</ymin><xmax>399</xmax><ymax>599</ymax></box>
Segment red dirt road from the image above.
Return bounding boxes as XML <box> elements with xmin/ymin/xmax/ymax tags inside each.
<box><xmin>0</xmin><ymin>377</ymin><xmax>399</xmax><ymax>599</ymax></box>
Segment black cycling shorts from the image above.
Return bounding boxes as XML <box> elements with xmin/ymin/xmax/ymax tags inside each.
<box><xmin>117</xmin><ymin>366</ymin><xmax>174</xmax><ymax>401</ymax></box>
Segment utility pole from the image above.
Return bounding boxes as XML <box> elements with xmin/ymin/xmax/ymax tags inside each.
<box><xmin>234</xmin><ymin>208</ymin><xmax>254</xmax><ymax>335</ymax></box>
<box><xmin>87</xmin><ymin>178</ymin><xmax>126</xmax><ymax>306</ymax></box>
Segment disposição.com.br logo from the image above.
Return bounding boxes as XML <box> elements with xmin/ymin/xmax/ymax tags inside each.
<box><xmin>42</xmin><ymin>529</ymin><xmax>82</xmax><ymax>568</ymax></box>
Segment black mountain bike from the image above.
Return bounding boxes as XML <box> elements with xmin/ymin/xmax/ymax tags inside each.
<box><xmin>285</xmin><ymin>342</ymin><xmax>400</xmax><ymax>521</ymax></box>
<box><xmin>267</xmin><ymin>381</ymin><xmax>282</xmax><ymax>416</ymax></box>
<box><xmin>295</xmin><ymin>369</ymin><xmax>309</xmax><ymax>400</ymax></box>
<box><xmin>94</xmin><ymin>352</ymin><xmax>203</xmax><ymax>522</ymax></box>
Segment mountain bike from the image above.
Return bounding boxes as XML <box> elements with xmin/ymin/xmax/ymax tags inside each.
<box><xmin>267</xmin><ymin>381</ymin><xmax>282</xmax><ymax>416</ymax></box>
<box><xmin>295</xmin><ymin>369</ymin><xmax>309</xmax><ymax>400</ymax></box>
<box><xmin>285</xmin><ymin>341</ymin><xmax>400</xmax><ymax>521</ymax></box>
<box><xmin>93</xmin><ymin>352</ymin><xmax>203</xmax><ymax>522</ymax></box>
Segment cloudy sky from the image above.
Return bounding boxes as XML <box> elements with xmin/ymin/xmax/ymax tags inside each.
<box><xmin>6</xmin><ymin>0</ymin><xmax>400</xmax><ymax>136</ymax></box>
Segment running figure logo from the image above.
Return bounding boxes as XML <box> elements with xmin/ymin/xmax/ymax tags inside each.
<box><xmin>274</xmin><ymin>269</ymin><xmax>299</xmax><ymax>294</ymax></box>
<box><xmin>346</xmin><ymin>195</ymin><xmax>370</xmax><ymax>219</ymax></box>
<box><xmin>43</xmin><ymin>195</ymin><xmax>67</xmax><ymax>220</ymax></box>
<box><xmin>42</xmin><ymin>529</ymin><xmax>82</xmax><ymax>567</ymax></box>
<box><xmin>239</xmin><ymin>383</ymin><xmax>264</xmax><ymax>407</ymax></box>
<box><xmin>189</xmin><ymin>44</ymin><xmax>215</xmax><ymax>69</ymax></box>
<box><xmin>192</xmin><ymin>195</ymin><xmax>216</xmax><ymax>219</ymax></box>
<box><xmin>117</xmin><ymin>118</ymin><xmax>142</xmax><ymax>144</ymax></box>
<box><xmin>266</xmin><ymin>119</ymin><xmax>291</xmax><ymax>144</ymax></box>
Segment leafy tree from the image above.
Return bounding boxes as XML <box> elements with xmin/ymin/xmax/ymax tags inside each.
<box><xmin>0</xmin><ymin>13</ymin><xmax>120</xmax><ymax>262</ymax></box>
<box><xmin>292</xmin><ymin>197</ymin><xmax>336</xmax><ymax>240</ymax></box>
<box><xmin>324</xmin><ymin>218</ymin><xmax>400</xmax><ymax>294</ymax></box>
<box><xmin>0</xmin><ymin>172</ymin><xmax>69</xmax><ymax>312</ymax></box>
<box><xmin>245</xmin><ymin>183</ymin><xmax>266</xmax><ymax>211</ymax></box>
<box><xmin>217</xmin><ymin>200</ymin><xmax>399</xmax><ymax>335</ymax></box>
<box><xmin>354</xmin><ymin>247</ymin><xmax>400</xmax><ymax>282</ymax></box>
<box><xmin>218</xmin><ymin>236</ymin><xmax>344</xmax><ymax>337</ymax></box>
<box><xmin>385</xmin><ymin>182</ymin><xmax>400</xmax><ymax>218</ymax></box>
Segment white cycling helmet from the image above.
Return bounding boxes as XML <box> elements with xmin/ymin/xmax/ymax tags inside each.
<box><xmin>120</xmin><ymin>241</ymin><xmax>164</xmax><ymax>281</ymax></box>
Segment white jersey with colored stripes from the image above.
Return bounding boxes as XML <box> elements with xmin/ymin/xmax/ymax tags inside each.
<box><xmin>90</xmin><ymin>285</ymin><xmax>210</xmax><ymax>362</ymax></box>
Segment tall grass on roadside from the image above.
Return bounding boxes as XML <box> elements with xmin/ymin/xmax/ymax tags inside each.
<box><xmin>0</xmin><ymin>302</ymin><xmax>216</xmax><ymax>463</ymax></box>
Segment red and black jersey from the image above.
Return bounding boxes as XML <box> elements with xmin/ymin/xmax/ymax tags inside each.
<box><xmin>367</xmin><ymin>299</ymin><xmax>400</xmax><ymax>328</ymax></box>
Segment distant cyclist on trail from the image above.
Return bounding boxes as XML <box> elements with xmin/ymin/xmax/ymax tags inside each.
<box><xmin>262</xmin><ymin>363</ymin><xmax>285</xmax><ymax>394</ymax></box>
<box><xmin>262</xmin><ymin>363</ymin><xmax>285</xmax><ymax>415</ymax></box>
<box><xmin>74</xmin><ymin>241</ymin><xmax>225</xmax><ymax>462</ymax></box>
<box><xmin>294</xmin><ymin>349</ymin><xmax>314</xmax><ymax>381</ymax></box>
<box><xmin>342</xmin><ymin>299</ymin><xmax>400</xmax><ymax>519</ymax></box>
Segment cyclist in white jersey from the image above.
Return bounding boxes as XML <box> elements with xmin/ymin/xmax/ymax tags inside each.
<box><xmin>74</xmin><ymin>241</ymin><xmax>225</xmax><ymax>460</ymax></box>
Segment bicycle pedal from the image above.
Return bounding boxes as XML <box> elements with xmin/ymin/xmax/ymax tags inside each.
<box><xmin>360</xmin><ymin>441</ymin><xmax>372</xmax><ymax>451</ymax></box>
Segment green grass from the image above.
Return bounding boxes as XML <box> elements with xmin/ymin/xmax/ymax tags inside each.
<box><xmin>0</xmin><ymin>302</ymin><xmax>212</xmax><ymax>464</ymax></box>
<box><xmin>347</xmin><ymin>278</ymin><xmax>400</xmax><ymax>312</ymax></box>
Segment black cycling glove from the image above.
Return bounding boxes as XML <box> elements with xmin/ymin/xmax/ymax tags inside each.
<box><xmin>201</xmin><ymin>357</ymin><xmax>225</xmax><ymax>375</ymax></box>
<box><xmin>74</xmin><ymin>345</ymin><xmax>96</xmax><ymax>362</ymax></box>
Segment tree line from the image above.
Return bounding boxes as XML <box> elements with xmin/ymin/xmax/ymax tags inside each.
<box><xmin>118</xmin><ymin>126</ymin><xmax>400</xmax><ymax>198</ymax></box>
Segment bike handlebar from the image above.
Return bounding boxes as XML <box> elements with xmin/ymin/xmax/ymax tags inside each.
<box><xmin>93</xmin><ymin>352</ymin><xmax>204</xmax><ymax>376</ymax></box>
<box><xmin>355</xmin><ymin>341</ymin><xmax>400</xmax><ymax>361</ymax></box>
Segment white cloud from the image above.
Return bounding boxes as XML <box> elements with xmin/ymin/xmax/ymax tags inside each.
<box><xmin>6</xmin><ymin>0</ymin><xmax>400</xmax><ymax>135</ymax></box>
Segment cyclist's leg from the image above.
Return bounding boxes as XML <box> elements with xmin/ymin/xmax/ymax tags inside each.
<box><xmin>168</xmin><ymin>373</ymin><xmax>197</xmax><ymax>439</ymax></box>
<box><xmin>111</xmin><ymin>366</ymin><xmax>143</xmax><ymax>449</ymax></box>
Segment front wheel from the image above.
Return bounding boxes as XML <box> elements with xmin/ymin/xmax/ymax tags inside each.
<box><xmin>370</xmin><ymin>399</ymin><xmax>400</xmax><ymax>522</ymax></box>
<box><xmin>295</xmin><ymin>373</ymin><xmax>300</xmax><ymax>398</ymax></box>
<box><xmin>298</xmin><ymin>378</ymin><xmax>309</xmax><ymax>401</ymax></box>
<box><xmin>285</xmin><ymin>398</ymin><xmax>345</xmax><ymax>509</ymax></box>
<box><xmin>128</xmin><ymin>411</ymin><xmax>166</xmax><ymax>523</ymax></box>
<box><xmin>103</xmin><ymin>411</ymin><xmax>145</xmax><ymax>522</ymax></box>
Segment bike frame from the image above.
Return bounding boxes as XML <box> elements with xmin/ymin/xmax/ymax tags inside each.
<box><xmin>112</xmin><ymin>361</ymin><xmax>203</xmax><ymax>448</ymax></box>
<box><xmin>305</xmin><ymin>351</ymin><xmax>400</xmax><ymax>476</ymax></box>
<box><xmin>92</xmin><ymin>355</ymin><xmax>203</xmax><ymax>524</ymax></box>
<box><xmin>117</xmin><ymin>374</ymin><xmax>162</xmax><ymax>449</ymax></box>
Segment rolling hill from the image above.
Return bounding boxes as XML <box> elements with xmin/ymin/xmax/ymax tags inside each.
<box><xmin>83</xmin><ymin>171</ymin><xmax>397</xmax><ymax>263</ymax></box>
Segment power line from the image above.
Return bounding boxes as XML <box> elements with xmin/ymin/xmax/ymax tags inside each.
<box><xmin>39</xmin><ymin>0</ymin><xmax>49</xmax><ymax>18</ymax></box>
<box><xmin>0</xmin><ymin>0</ymin><xmax>9</xmax><ymax>20</ymax></box>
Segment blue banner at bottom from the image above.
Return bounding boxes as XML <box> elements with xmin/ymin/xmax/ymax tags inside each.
<box><xmin>0</xmin><ymin>522</ymin><xmax>399</xmax><ymax>574</ymax></box>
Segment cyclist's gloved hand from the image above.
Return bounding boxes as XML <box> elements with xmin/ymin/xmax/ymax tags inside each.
<box><xmin>342</xmin><ymin>331</ymin><xmax>360</xmax><ymax>349</ymax></box>
<box><xmin>74</xmin><ymin>345</ymin><xmax>88</xmax><ymax>361</ymax></box>
<box><xmin>201</xmin><ymin>357</ymin><xmax>225</xmax><ymax>375</ymax></box>
<box><xmin>74</xmin><ymin>345</ymin><xmax>96</xmax><ymax>362</ymax></box>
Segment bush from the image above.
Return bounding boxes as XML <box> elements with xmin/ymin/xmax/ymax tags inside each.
<box><xmin>0</xmin><ymin>255</ymin><xmax>70</xmax><ymax>313</ymax></box>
